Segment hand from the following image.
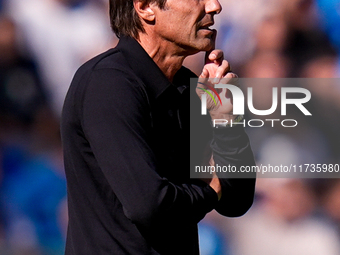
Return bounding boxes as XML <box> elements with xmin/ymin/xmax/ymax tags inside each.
<box><xmin>209</xmin><ymin>173</ymin><xmax>222</xmax><ymax>201</ymax></box>
<box><xmin>201</xmin><ymin>155</ymin><xmax>222</xmax><ymax>200</ymax></box>
<box><xmin>196</xmin><ymin>50</ymin><xmax>238</xmax><ymax>120</ymax></box>
<box><xmin>209</xmin><ymin>156</ymin><xmax>222</xmax><ymax>200</ymax></box>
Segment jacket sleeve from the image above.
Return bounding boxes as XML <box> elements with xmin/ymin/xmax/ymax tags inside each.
<box><xmin>81</xmin><ymin>68</ymin><xmax>218</xmax><ymax>228</ymax></box>
<box><xmin>188</xmin><ymin>73</ymin><xmax>256</xmax><ymax>218</ymax></box>
<box><xmin>211</xmin><ymin>126</ymin><xmax>256</xmax><ymax>217</ymax></box>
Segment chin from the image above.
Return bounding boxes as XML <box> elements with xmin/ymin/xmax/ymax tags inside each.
<box><xmin>181</xmin><ymin>38</ymin><xmax>215</xmax><ymax>55</ymax></box>
<box><xmin>195</xmin><ymin>30</ymin><xmax>216</xmax><ymax>51</ymax></box>
<box><xmin>204</xmin><ymin>43</ymin><xmax>215</xmax><ymax>51</ymax></box>
<box><xmin>198</xmin><ymin>35</ymin><xmax>216</xmax><ymax>50</ymax></box>
<box><xmin>198</xmin><ymin>40</ymin><xmax>215</xmax><ymax>52</ymax></box>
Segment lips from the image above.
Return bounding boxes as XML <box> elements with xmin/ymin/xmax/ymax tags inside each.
<box><xmin>199</xmin><ymin>22</ymin><xmax>214</xmax><ymax>31</ymax></box>
<box><xmin>200</xmin><ymin>27</ymin><xmax>213</xmax><ymax>31</ymax></box>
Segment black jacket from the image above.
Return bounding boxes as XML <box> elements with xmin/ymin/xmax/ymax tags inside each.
<box><xmin>61</xmin><ymin>36</ymin><xmax>256</xmax><ymax>255</ymax></box>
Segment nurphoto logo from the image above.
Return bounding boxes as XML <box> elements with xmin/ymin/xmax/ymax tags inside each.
<box><xmin>200</xmin><ymin>83</ymin><xmax>312</xmax><ymax>128</ymax></box>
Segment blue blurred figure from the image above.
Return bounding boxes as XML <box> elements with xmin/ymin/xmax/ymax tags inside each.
<box><xmin>1</xmin><ymin>144</ymin><xmax>67</xmax><ymax>255</ymax></box>
<box><xmin>199</xmin><ymin>222</ymin><xmax>230</xmax><ymax>255</ymax></box>
<box><xmin>316</xmin><ymin>0</ymin><xmax>340</xmax><ymax>75</ymax></box>
<box><xmin>317</xmin><ymin>0</ymin><xmax>340</xmax><ymax>52</ymax></box>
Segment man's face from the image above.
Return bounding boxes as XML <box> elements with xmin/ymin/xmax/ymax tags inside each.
<box><xmin>152</xmin><ymin>0</ymin><xmax>222</xmax><ymax>54</ymax></box>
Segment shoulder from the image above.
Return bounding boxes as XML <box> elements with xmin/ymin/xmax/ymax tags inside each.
<box><xmin>62</xmin><ymin>49</ymin><xmax>148</xmax><ymax>122</ymax></box>
<box><xmin>72</xmin><ymin>48</ymin><xmax>137</xmax><ymax>87</ymax></box>
<box><xmin>66</xmin><ymin>48</ymin><xmax>146</xmax><ymax>102</ymax></box>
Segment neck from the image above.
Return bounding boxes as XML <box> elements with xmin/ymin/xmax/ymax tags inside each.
<box><xmin>137</xmin><ymin>33</ymin><xmax>187</xmax><ymax>82</ymax></box>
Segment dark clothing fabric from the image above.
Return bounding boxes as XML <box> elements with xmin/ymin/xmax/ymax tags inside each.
<box><xmin>61</xmin><ymin>36</ymin><xmax>256</xmax><ymax>255</ymax></box>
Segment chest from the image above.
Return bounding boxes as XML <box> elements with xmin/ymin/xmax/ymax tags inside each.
<box><xmin>149</xmin><ymin>87</ymin><xmax>190</xmax><ymax>181</ymax></box>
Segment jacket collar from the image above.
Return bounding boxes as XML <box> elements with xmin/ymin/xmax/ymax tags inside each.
<box><xmin>116</xmin><ymin>36</ymin><xmax>175</xmax><ymax>100</ymax></box>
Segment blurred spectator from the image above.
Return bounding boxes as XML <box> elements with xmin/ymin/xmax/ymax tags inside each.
<box><xmin>199</xmin><ymin>212</ymin><xmax>231</xmax><ymax>255</ymax></box>
<box><xmin>320</xmin><ymin>179</ymin><xmax>340</xmax><ymax>235</ymax></box>
<box><xmin>1</xmin><ymin>108</ymin><xmax>67</xmax><ymax>255</ymax></box>
<box><xmin>301</xmin><ymin>78</ymin><xmax>340</xmax><ymax>161</ymax></box>
<box><xmin>215</xmin><ymin>0</ymin><xmax>283</xmax><ymax>70</ymax></box>
<box><xmin>199</xmin><ymin>222</ymin><xmax>228</xmax><ymax>255</ymax></box>
<box><xmin>283</xmin><ymin>0</ymin><xmax>317</xmax><ymax>31</ymax></box>
<box><xmin>316</xmin><ymin>0</ymin><xmax>340</xmax><ymax>53</ymax></box>
<box><xmin>0</xmin><ymin>13</ymin><xmax>67</xmax><ymax>255</ymax></box>
<box><xmin>0</xmin><ymin>15</ymin><xmax>46</xmax><ymax>128</ymax></box>
<box><xmin>224</xmin><ymin>179</ymin><xmax>340</xmax><ymax>255</ymax></box>
<box><xmin>7</xmin><ymin>0</ymin><xmax>116</xmax><ymax>116</ymax></box>
<box><xmin>300</xmin><ymin>56</ymin><xmax>338</xmax><ymax>78</ymax></box>
<box><xmin>241</xmin><ymin>52</ymin><xmax>289</xmax><ymax>78</ymax></box>
<box><xmin>284</xmin><ymin>30</ymin><xmax>337</xmax><ymax>77</ymax></box>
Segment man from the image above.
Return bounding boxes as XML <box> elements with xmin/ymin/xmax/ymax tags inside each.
<box><xmin>61</xmin><ymin>0</ymin><xmax>256</xmax><ymax>254</ymax></box>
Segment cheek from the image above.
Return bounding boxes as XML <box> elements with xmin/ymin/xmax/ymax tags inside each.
<box><xmin>158</xmin><ymin>15</ymin><xmax>196</xmax><ymax>41</ymax></box>
<box><xmin>164</xmin><ymin>5</ymin><xmax>197</xmax><ymax>33</ymax></box>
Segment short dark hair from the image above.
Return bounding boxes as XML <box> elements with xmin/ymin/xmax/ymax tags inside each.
<box><xmin>109</xmin><ymin>0</ymin><xmax>167</xmax><ymax>39</ymax></box>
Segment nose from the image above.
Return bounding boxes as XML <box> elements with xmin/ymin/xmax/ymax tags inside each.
<box><xmin>205</xmin><ymin>0</ymin><xmax>222</xmax><ymax>14</ymax></box>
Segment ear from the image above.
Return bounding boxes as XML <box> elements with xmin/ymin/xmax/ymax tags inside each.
<box><xmin>134</xmin><ymin>0</ymin><xmax>156</xmax><ymax>22</ymax></box>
